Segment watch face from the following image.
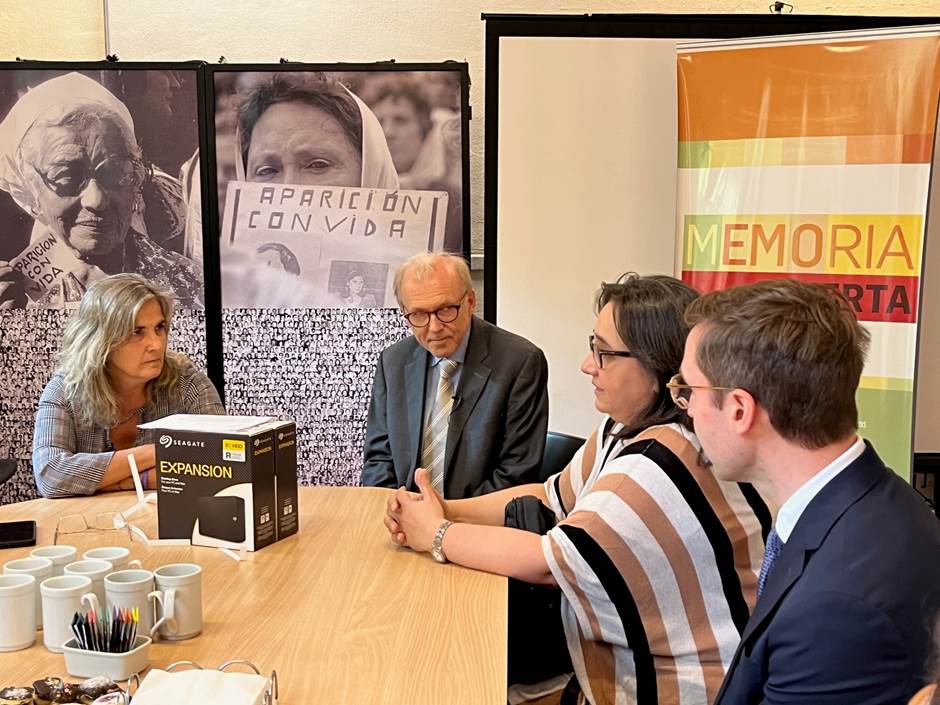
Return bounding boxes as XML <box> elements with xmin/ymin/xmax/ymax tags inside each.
<box><xmin>431</xmin><ymin>546</ymin><xmax>446</xmax><ymax>563</ymax></box>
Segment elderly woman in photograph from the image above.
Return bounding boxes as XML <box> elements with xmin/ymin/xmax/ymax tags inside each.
<box><xmin>0</xmin><ymin>72</ymin><xmax>202</xmax><ymax>309</ymax></box>
<box><xmin>32</xmin><ymin>273</ymin><xmax>223</xmax><ymax>498</ymax></box>
<box><xmin>386</xmin><ymin>274</ymin><xmax>769</xmax><ymax>705</ymax></box>
<box><xmin>235</xmin><ymin>71</ymin><xmax>399</xmax><ymax>190</ymax></box>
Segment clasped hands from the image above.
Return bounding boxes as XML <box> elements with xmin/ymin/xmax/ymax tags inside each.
<box><xmin>384</xmin><ymin>468</ymin><xmax>447</xmax><ymax>554</ymax></box>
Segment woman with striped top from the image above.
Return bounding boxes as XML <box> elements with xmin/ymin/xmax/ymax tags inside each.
<box><xmin>386</xmin><ymin>273</ymin><xmax>769</xmax><ymax>705</ymax></box>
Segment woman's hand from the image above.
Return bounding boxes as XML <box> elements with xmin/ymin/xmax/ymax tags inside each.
<box><xmin>387</xmin><ymin>469</ymin><xmax>446</xmax><ymax>553</ymax></box>
<box><xmin>385</xmin><ymin>489</ymin><xmax>418</xmax><ymax>545</ymax></box>
<box><xmin>0</xmin><ymin>261</ymin><xmax>27</xmax><ymax>309</ymax></box>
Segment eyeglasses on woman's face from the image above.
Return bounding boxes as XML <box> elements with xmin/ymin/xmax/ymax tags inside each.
<box><xmin>588</xmin><ymin>334</ymin><xmax>635</xmax><ymax>369</ymax></box>
<box><xmin>32</xmin><ymin>156</ymin><xmax>143</xmax><ymax>199</ymax></box>
<box><xmin>665</xmin><ymin>373</ymin><xmax>736</xmax><ymax>410</ymax></box>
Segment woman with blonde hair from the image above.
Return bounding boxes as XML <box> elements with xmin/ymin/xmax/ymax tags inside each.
<box><xmin>32</xmin><ymin>273</ymin><xmax>223</xmax><ymax>497</ymax></box>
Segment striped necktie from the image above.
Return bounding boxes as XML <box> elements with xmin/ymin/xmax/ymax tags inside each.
<box><xmin>422</xmin><ymin>359</ymin><xmax>459</xmax><ymax>494</ymax></box>
<box><xmin>757</xmin><ymin>528</ymin><xmax>784</xmax><ymax>598</ymax></box>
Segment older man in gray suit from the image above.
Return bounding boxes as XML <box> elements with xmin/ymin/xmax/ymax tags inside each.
<box><xmin>361</xmin><ymin>253</ymin><xmax>549</xmax><ymax>498</ymax></box>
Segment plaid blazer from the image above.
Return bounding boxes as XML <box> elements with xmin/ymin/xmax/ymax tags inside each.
<box><xmin>32</xmin><ymin>360</ymin><xmax>224</xmax><ymax>498</ymax></box>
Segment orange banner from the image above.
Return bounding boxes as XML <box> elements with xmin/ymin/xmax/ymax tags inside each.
<box><xmin>678</xmin><ymin>36</ymin><xmax>940</xmax><ymax>143</ymax></box>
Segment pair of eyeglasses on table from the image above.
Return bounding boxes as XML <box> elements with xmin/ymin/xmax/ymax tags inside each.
<box><xmin>56</xmin><ymin>454</ymin><xmax>246</xmax><ymax>559</ymax></box>
<box><xmin>53</xmin><ymin>454</ymin><xmax>162</xmax><ymax>547</ymax></box>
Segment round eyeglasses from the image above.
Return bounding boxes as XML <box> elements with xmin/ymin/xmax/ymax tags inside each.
<box><xmin>665</xmin><ymin>373</ymin><xmax>736</xmax><ymax>409</ymax></box>
<box><xmin>402</xmin><ymin>292</ymin><xmax>469</xmax><ymax>328</ymax></box>
<box><xmin>32</xmin><ymin>157</ymin><xmax>144</xmax><ymax>198</ymax></box>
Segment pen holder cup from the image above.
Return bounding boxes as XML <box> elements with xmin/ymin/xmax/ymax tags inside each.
<box><xmin>62</xmin><ymin>635</ymin><xmax>151</xmax><ymax>680</ymax></box>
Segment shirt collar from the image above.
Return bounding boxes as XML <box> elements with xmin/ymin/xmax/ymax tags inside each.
<box><xmin>775</xmin><ymin>435</ymin><xmax>865</xmax><ymax>542</ymax></box>
<box><xmin>429</xmin><ymin>325</ymin><xmax>471</xmax><ymax>368</ymax></box>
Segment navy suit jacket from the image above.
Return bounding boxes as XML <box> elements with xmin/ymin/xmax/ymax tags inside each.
<box><xmin>715</xmin><ymin>442</ymin><xmax>940</xmax><ymax>705</ymax></box>
<box><xmin>360</xmin><ymin>316</ymin><xmax>549</xmax><ymax>498</ymax></box>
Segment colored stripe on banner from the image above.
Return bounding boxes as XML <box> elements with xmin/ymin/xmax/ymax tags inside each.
<box><xmin>681</xmin><ymin>271</ymin><xmax>919</xmax><ymax>324</ymax></box>
<box><xmin>678</xmin><ymin>134</ymin><xmax>934</xmax><ymax>169</ymax></box>
<box><xmin>857</xmin><ymin>386</ymin><xmax>915</xmax><ymax>481</ymax></box>
<box><xmin>677</xmin><ymin>35</ymin><xmax>940</xmax><ymax>142</ymax></box>
<box><xmin>859</xmin><ymin>375</ymin><xmax>915</xmax><ymax>392</ymax></box>
<box><xmin>678</xmin><ymin>164</ymin><xmax>931</xmax><ymax>216</ymax></box>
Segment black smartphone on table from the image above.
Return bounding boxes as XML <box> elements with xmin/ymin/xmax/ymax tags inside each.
<box><xmin>0</xmin><ymin>520</ymin><xmax>37</xmax><ymax>549</ymax></box>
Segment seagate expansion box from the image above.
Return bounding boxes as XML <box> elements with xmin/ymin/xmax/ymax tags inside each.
<box><xmin>140</xmin><ymin>415</ymin><xmax>298</xmax><ymax>551</ymax></box>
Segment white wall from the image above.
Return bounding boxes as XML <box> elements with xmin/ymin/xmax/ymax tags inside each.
<box><xmin>0</xmin><ymin>0</ymin><xmax>102</xmax><ymax>59</ymax></box>
<box><xmin>497</xmin><ymin>37</ymin><xmax>679</xmax><ymax>437</ymax></box>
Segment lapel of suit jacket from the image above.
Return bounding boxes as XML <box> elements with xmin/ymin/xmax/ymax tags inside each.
<box><xmin>443</xmin><ymin>317</ymin><xmax>491</xmax><ymax>477</ymax></box>
<box><xmin>404</xmin><ymin>342</ymin><xmax>430</xmax><ymax>490</ymax></box>
<box><xmin>715</xmin><ymin>442</ymin><xmax>886</xmax><ymax>704</ymax></box>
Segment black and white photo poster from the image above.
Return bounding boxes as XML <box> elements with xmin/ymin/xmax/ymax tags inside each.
<box><xmin>0</xmin><ymin>65</ymin><xmax>208</xmax><ymax>503</ymax></box>
<box><xmin>210</xmin><ymin>66</ymin><xmax>469</xmax><ymax>486</ymax></box>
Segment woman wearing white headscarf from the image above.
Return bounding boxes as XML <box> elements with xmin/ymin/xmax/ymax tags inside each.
<box><xmin>234</xmin><ymin>71</ymin><xmax>400</xmax><ymax>190</ymax></box>
<box><xmin>219</xmin><ymin>72</ymin><xmax>400</xmax><ymax>308</ymax></box>
<box><xmin>0</xmin><ymin>72</ymin><xmax>202</xmax><ymax>308</ymax></box>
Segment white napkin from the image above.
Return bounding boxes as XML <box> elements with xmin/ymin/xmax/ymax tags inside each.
<box><xmin>130</xmin><ymin>669</ymin><xmax>271</xmax><ymax>705</ymax></box>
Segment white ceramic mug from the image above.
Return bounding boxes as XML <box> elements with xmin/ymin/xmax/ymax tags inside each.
<box><xmin>3</xmin><ymin>556</ymin><xmax>53</xmax><ymax>629</ymax></box>
<box><xmin>64</xmin><ymin>559</ymin><xmax>113</xmax><ymax>607</ymax></box>
<box><xmin>0</xmin><ymin>574</ymin><xmax>36</xmax><ymax>652</ymax></box>
<box><xmin>30</xmin><ymin>545</ymin><xmax>78</xmax><ymax>577</ymax></box>
<box><xmin>92</xmin><ymin>569</ymin><xmax>156</xmax><ymax>635</ymax></box>
<box><xmin>82</xmin><ymin>547</ymin><xmax>142</xmax><ymax>572</ymax></box>
<box><xmin>40</xmin><ymin>575</ymin><xmax>95</xmax><ymax>653</ymax></box>
<box><xmin>149</xmin><ymin>563</ymin><xmax>203</xmax><ymax>640</ymax></box>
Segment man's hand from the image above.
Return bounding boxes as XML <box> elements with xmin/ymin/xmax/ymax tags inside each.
<box><xmin>387</xmin><ymin>468</ymin><xmax>446</xmax><ymax>553</ymax></box>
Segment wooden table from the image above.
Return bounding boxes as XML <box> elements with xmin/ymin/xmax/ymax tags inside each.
<box><xmin>0</xmin><ymin>487</ymin><xmax>507</xmax><ymax>704</ymax></box>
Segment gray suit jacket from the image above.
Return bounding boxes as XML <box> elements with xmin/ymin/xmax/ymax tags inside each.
<box><xmin>360</xmin><ymin>317</ymin><xmax>549</xmax><ymax>498</ymax></box>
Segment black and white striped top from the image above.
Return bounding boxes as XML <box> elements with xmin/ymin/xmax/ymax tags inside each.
<box><xmin>542</xmin><ymin>418</ymin><xmax>770</xmax><ymax>705</ymax></box>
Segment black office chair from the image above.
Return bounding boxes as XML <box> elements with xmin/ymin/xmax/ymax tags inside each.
<box><xmin>0</xmin><ymin>460</ymin><xmax>15</xmax><ymax>486</ymax></box>
<box><xmin>913</xmin><ymin>453</ymin><xmax>939</xmax><ymax>519</ymax></box>
<box><xmin>507</xmin><ymin>430</ymin><xmax>585</xmax><ymax>687</ymax></box>
<box><xmin>540</xmin><ymin>431</ymin><xmax>585</xmax><ymax>480</ymax></box>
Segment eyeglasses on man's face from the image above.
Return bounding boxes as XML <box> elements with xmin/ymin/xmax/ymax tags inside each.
<box><xmin>588</xmin><ymin>334</ymin><xmax>635</xmax><ymax>369</ymax></box>
<box><xmin>402</xmin><ymin>292</ymin><xmax>469</xmax><ymax>328</ymax></box>
<box><xmin>665</xmin><ymin>373</ymin><xmax>736</xmax><ymax>410</ymax></box>
<box><xmin>33</xmin><ymin>156</ymin><xmax>143</xmax><ymax>198</ymax></box>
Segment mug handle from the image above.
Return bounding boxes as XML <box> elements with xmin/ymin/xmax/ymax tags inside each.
<box><xmin>128</xmin><ymin>559</ymin><xmax>143</xmax><ymax>569</ymax></box>
<box><xmin>81</xmin><ymin>592</ymin><xmax>100</xmax><ymax>613</ymax></box>
<box><xmin>148</xmin><ymin>588</ymin><xmax>176</xmax><ymax>639</ymax></box>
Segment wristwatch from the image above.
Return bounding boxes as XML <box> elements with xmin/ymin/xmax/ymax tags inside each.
<box><xmin>430</xmin><ymin>519</ymin><xmax>454</xmax><ymax>563</ymax></box>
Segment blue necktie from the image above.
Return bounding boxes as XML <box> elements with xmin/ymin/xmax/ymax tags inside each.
<box><xmin>757</xmin><ymin>528</ymin><xmax>784</xmax><ymax>598</ymax></box>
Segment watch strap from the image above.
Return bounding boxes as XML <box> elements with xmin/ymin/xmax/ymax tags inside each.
<box><xmin>431</xmin><ymin>519</ymin><xmax>454</xmax><ymax>562</ymax></box>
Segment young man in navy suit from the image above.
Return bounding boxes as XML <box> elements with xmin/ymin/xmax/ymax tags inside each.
<box><xmin>671</xmin><ymin>278</ymin><xmax>940</xmax><ymax>705</ymax></box>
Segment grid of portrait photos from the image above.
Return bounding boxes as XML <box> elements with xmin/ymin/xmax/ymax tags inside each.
<box><xmin>210</xmin><ymin>66</ymin><xmax>469</xmax><ymax>487</ymax></box>
<box><xmin>0</xmin><ymin>65</ymin><xmax>208</xmax><ymax>503</ymax></box>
